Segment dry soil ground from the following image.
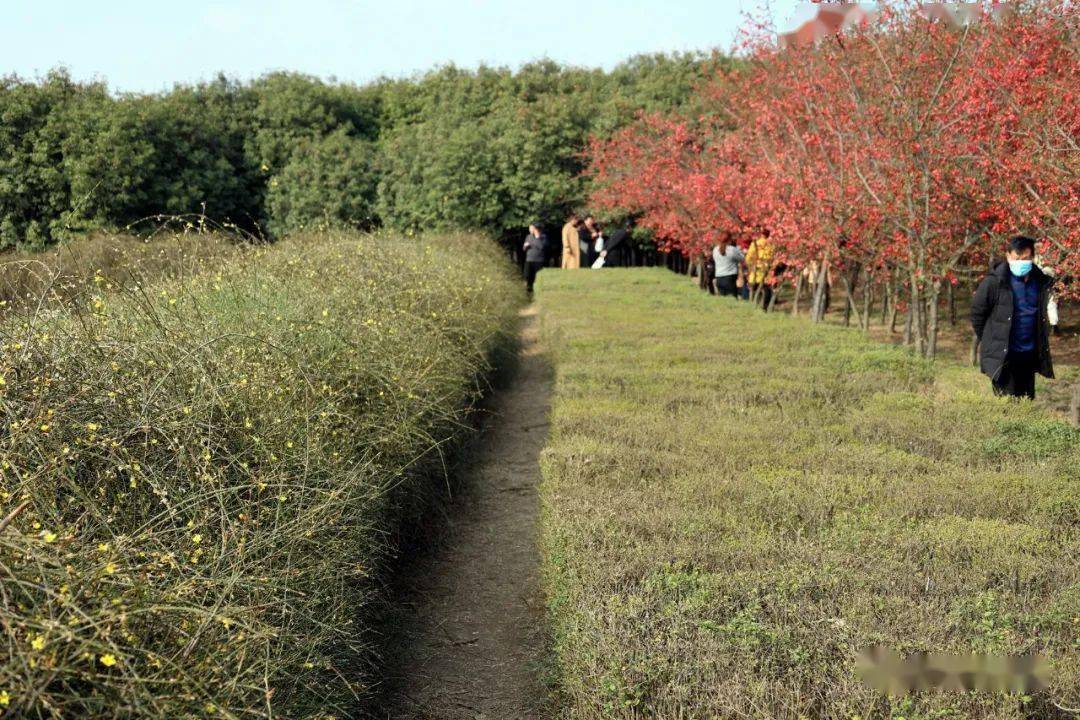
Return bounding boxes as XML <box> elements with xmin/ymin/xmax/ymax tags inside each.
<box><xmin>376</xmin><ymin>306</ymin><xmax>553</xmax><ymax>720</ymax></box>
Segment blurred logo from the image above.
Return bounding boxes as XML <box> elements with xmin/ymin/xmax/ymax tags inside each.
<box><xmin>779</xmin><ymin>3</ymin><xmax>1016</xmax><ymax>49</ymax></box>
<box><xmin>856</xmin><ymin>647</ymin><xmax>1050</xmax><ymax>694</ymax></box>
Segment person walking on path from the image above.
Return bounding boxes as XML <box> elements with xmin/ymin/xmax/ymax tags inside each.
<box><xmin>971</xmin><ymin>235</ymin><xmax>1056</xmax><ymax>400</ymax></box>
<box><xmin>523</xmin><ymin>221</ymin><xmax>548</xmax><ymax>295</ymax></box>
<box><xmin>713</xmin><ymin>235</ymin><xmax>745</xmax><ymax>298</ymax></box>
<box><xmin>561</xmin><ymin>214</ymin><xmax>581</xmax><ymax>269</ymax></box>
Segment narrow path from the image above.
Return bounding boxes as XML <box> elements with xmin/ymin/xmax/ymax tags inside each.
<box><xmin>378</xmin><ymin>306</ymin><xmax>553</xmax><ymax>720</ymax></box>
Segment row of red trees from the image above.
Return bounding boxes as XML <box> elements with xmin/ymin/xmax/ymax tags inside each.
<box><xmin>586</xmin><ymin>1</ymin><xmax>1077</xmax><ymax>357</ymax></box>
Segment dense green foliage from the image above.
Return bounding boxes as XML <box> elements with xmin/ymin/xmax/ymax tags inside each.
<box><xmin>0</xmin><ymin>231</ymin><xmax>523</xmax><ymax>718</ymax></box>
<box><xmin>265</xmin><ymin>128</ymin><xmax>378</xmax><ymax>236</ymax></box>
<box><xmin>536</xmin><ymin>270</ymin><xmax>1078</xmax><ymax>719</ymax></box>
<box><xmin>374</xmin><ymin>56</ymin><xmax>723</xmax><ymax>237</ymax></box>
<box><xmin>1</xmin><ymin>55</ymin><xmax>721</xmax><ymax>251</ymax></box>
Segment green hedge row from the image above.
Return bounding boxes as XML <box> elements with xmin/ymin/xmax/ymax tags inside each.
<box><xmin>1</xmin><ymin>55</ymin><xmax>724</xmax><ymax>251</ymax></box>
<box><xmin>0</xmin><ymin>232</ymin><xmax>523</xmax><ymax>718</ymax></box>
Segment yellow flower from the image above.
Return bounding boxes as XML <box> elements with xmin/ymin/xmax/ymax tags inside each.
<box><xmin>30</xmin><ymin>635</ymin><xmax>45</xmax><ymax>651</ymax></box>
<box><xmin>39</xmin><ymin>424</ymin><xmax>50</xmax><ymax>432</ymax></box>
<box><xmin>42</xmin><ymin>531</ymin><xmax>57</xmax><ymax>543</ymax></box>
<box><xmin>86</xmin><ymin>422</ymin><xmax>99</xmax><ymax>431</ymax></box>
<box><xmin>97</xmin><ymin>542</ymin><xmax>109</xmax><ymax>552</ymax></box>
<box><xmin>99</xmin><ymin>653</ymin><xmax>117</xmax><ymax>667</ymax></box>
<box><xmin>105</xmin><ymin>562</ymin><xmax>118</xmax><ymax>574</ymax></box>
<box><xmin>191</xmin><ymin>534</ymin><xmax>202</xmax><ymax>545</ymax></box>
<box><xmin>0</xmin><ymin>690</ymin><xmax>9</xmax><ymax>707</ymax></box>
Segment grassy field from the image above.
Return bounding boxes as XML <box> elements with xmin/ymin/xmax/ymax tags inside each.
<box><xmin>0</xmin><ymin>232</ymin><xmax>523</xmax><ymax>718</ymax></box>
<box><xmin>537</xmin><ymin>269</ymin><xmax>1078</xmax><ymax>719</ymax></box>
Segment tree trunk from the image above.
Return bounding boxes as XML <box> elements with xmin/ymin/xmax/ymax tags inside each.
<box><xmin>910</xmin><ymin>272</ymin><xmax>925</xmax><ymax>356</ymax></box>
<box><xmin>881</xmin><ymin>274</ymin><xmax>891</xmax><ymax>327</ymax></box>
<box><xmin>843</xmin><ymin>264</ymin><xmax>861</xmax><ymax>327</ymax></box>
<box><xmin>862</xmin><ymin>276</ymin><xmax>873</xmax><ymax>332</ymax></box>
<box><xmin>811</xmin><ymin>255</ymin><xmax>830</xmax><ymax>323</ymax></box>
<box><xmin>903</xmin><ymin>295</ymin><xmax>914</xmax><ymax>347</ymax></box>
<box><xmin>840</xmin><ymin>273</ymin><xmax>864</xmax><ymax>329</ymax></box>
<box><xmin>948</xmin><ymin>280</ymin><xmax>957</xmax><ymax>326</ymax></box>
<box><xmin>792</xmin><ymin>273</ymin><xmax>804</xmax><ymax>316</ymax></box>
<box><xmin>843</xmin><ymin>281</ymin><xmax>853</xmax><ymax>327</ymax></box>
<box><xmin>927</xmin><ymin>279</ymin><xmax>942</xmax><ymax>359</ymax></box>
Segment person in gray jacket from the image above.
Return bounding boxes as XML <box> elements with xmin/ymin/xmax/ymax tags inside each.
<box><xmin>523</xmin><ymin>221</ymin><xmax>548</xmax><ymax>295</ymax></box>
<box><xmin>712</xmin><ymin>236</ymin><xmax>745</xmax><ymax>297</ymax></box>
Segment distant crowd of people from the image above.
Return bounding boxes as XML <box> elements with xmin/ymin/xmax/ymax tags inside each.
<box><xmin>701</xmin><ymin>233</ymin><xmax>1061</xmax><ymax>402</ymax></box>
<box><xmin>521</xmin><ymin>214</ymin><xmax>631</xmax><ymax>293</ymax></box>
<box><xmin>523</xmin><ymin>222</ymin><xmax>1063</xmax><ymax>402</ymax></box>
<box><xmin>704</xmin><ymin>231</ymin><xmax>783</xmax><ymax>309</ymax></box>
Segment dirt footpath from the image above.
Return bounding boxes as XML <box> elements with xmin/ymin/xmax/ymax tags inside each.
<box><xmin>378</xmin><ymin>306</ymin><xmax>553</xmax><ymax>720</ymax></box>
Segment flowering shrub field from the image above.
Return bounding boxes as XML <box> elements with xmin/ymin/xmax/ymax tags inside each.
<box><xmin>0</xmin><ymin>232</ymin><xmax>522</xmax><ymax>717</ymax></box>
<box><xmin>0</xmin><ymin>231</ymin><xmax>244</xmax><ymax>314</ymax></box>
<box><xmin>587</xmin><ymin>1</ymin><xmax>1077</xmax><ymax>355</ymax></box>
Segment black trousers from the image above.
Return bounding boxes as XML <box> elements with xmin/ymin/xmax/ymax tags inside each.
<box><xmin>525</xmin><ymin>261</ymin><xmax>543</xmax><ymax>293</ymax></box>
<box><xmin>716</xmin><ymin>275</ymin><xmax>738</xmax><ymax>297</ymax></box>
<box><xmin>993</xmin><ymin>350</ymin><xmax>1037</xmax><ymax>400</ymax></box>
<box><xmin>751</xmin><ymin>282</ymin><xmax>774</xmax><ymax>311</ymax></box>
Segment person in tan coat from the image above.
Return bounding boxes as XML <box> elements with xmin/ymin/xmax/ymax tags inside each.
<box><xmin>561</xmin><ymin>214</ymin><xmax>581</xmax><ymax>269</ymax></box>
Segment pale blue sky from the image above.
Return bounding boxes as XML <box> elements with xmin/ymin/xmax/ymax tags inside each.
<box><xmin>2</xmin><ymin>1</ymin><xmax>815</xmax><ymax>93</ymax></box>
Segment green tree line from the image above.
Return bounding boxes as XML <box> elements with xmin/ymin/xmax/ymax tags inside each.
<box><xmin>0</xmin><ymin>54</ymin><xmax>724</xmax><ymax>251</ymax></box>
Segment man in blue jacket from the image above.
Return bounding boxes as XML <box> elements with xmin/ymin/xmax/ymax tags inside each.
<box><xmin>971</xmin><ymin>236</ymin><xmax>1055</xmax><ymax>399</ymax></box>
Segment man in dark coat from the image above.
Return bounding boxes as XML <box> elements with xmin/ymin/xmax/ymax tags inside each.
<box><xmin>523</xmin><ymin>221</ymin><xmax>548</xmax><ymax>295</ymax></box>
<box><xmin>971</xmin><ymin>236</ymin><xmax>1055</xmax><ymax>399</ymax></box>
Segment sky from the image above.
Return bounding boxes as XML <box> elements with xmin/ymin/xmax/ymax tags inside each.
<box><xmin>1</xmin><ymin>1</ymin><xmax>817</xmax><ymax>93</ymax></box>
